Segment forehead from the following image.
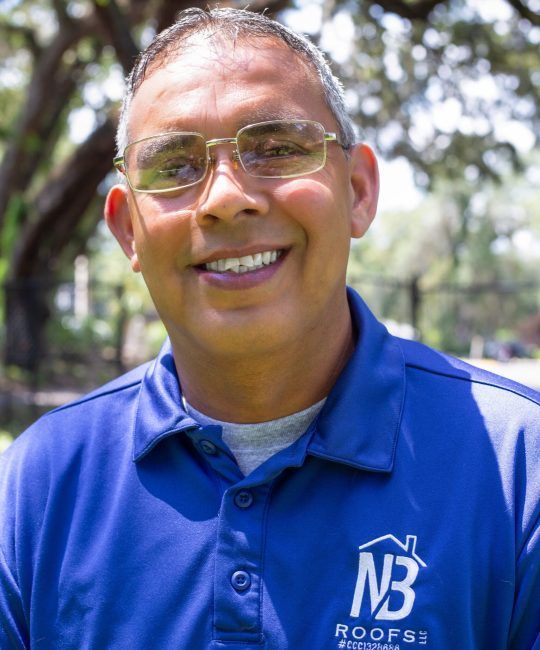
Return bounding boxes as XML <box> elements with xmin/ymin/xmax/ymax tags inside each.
<box><xmin>128</xmin><ymin>35</ymin><xmax>332</xmax><ymax>137</ymax></box>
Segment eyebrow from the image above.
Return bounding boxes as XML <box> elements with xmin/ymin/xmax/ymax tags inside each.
<box><xmin>150</xmin><ymin>109</ymin><xmax>306</xmax><ymax>138</ymax></box>
<box><xmin>134</xmin><ymin>134</ymin><xmax>201</xmax><ymax>167</ymax></box>
<box><xmin>236</xmin><ymin>108</ymin><xmax>303</xmax><ymax>128</ymax></box>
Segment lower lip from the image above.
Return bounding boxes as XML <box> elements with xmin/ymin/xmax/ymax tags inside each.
<box><xmin>194</xmin><ymin>252</ymin><xmax>287</xmax><ymax>290</ymax></box>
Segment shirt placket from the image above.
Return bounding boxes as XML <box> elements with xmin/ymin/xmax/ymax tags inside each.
<box><xmin>212</xmin><ymin>480</ymin><xmax>271</xmax><ymax>646</ymax></box>
<box><xmin>187</xmin><ymin>426</ymin><xmax>271</xmax><ymax>647</ymax></box>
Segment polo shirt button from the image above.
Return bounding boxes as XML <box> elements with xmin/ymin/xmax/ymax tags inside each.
<box><xmin>231</xmin><ymin>570</ymin><xmax>251</xmax><ymax>591</ymax></box>
<box><xmin>234</xmin><ymin>490</ymin><xmax>254</xmax><ymax>509</ymax></box>
<box><xmin>199</xmin><ymin>440</ymin><xmax>217</xmax><ymax>455</ymax></box>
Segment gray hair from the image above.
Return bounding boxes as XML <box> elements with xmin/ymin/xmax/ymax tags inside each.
<box><xmin>116</xmin><ymin>7</ymin><xmax>355</xmax><ymax>157</ymax></box>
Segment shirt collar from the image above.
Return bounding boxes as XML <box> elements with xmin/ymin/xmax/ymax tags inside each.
<box><xmin>307</xmin><ymin>287</ymin><xmax>405</xmax><ymax>473</ymax></box>
<box><xmin>132</xmin><ymin>287</ymin><xmax>405</xmax><ymax>472</ymax></box>
<box><xmin>132</xmin><ymin>343</ymin><xmax>195</xmax><ymax>461</ymax></box>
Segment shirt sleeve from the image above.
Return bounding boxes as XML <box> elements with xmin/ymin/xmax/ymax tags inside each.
<box><xmin>0</xmin><ymin>541</ymin><xmax>28</xmax><ymax>649</ymax></box>
<box><xmin>507</xmin><ymin>410</ymin><xmax>540</xmax><ymax>650</ymax></box>
<box><xmin>507</xmin><ymin>517</ymin><xmax>540</xmax><ymax>649</ymax></box>
<box><xmin>0</xmin><ymin>439</ymin><xmax>34</xmax><ymax>650</ymax></box>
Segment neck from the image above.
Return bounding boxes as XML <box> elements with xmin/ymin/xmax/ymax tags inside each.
<box><xmin>171</xmin><ymin>298</ymin><xmax>355</xmax><ymax>423</ymax></box>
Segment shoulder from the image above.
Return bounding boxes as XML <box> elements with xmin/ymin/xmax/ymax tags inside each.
<box><xmin>394</xmin><ymin>336</ymin><xmax>539</xmax><ymax>494</ymax></box>
<box><xmin>48</xmin><ymin>361</ymin><xmax>151</xmax><ymax>417</ymax></box>
<box><xmin>0</xmin><ymin>361</ymin><xmax>152</xmax><ymax>479</ymax></box>
<box><xmin>396</xmin><ymin>336</ymin><xmax>540</xmax><ymax>407</ymax></box>
<box><xmin>395</xmin><ymin>336</ymin><xmax>539</xmax><ymax>532</ymax></box>
<box><xmin>393</xmin><ymin>336</ymin><xmax>539</xmax><ymax>466</ymax></box>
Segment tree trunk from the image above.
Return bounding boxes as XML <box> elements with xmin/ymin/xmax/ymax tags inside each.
<box><xmin>3</xmin><ymin>278</ymin><xmax>51</xmax><ymax>371</ymax></box>
<box><xmin>4</xmin><ymin>118</ymin><xmax>116</xmax><ymax>371</ymax></box>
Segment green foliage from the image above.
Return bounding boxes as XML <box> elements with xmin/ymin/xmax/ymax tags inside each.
<box><xmin>47</xmin><ymin>313</ymin><xmax>114</xmax><ymax>351</ymax></box>
<box><xmin>0</xmin><ymin>0</ymin><xmax>538</xmax><ymax>363</ymax></box>
<box><xmin>328</xmin><ymin>0</ymin><xmax>539</xmax><ymax>187</ymax></box>
<box><xmin>349</xmin><ymin>154</ymin><xmax>540</xmax><ymax>352</ymax></box>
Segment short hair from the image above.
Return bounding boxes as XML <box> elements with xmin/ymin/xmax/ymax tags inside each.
<box><xmin>116</xmin><ymin>7</ymin><xmax>355</xmax><ymax>156</ymax></box>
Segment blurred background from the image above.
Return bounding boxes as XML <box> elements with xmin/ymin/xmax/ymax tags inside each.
<box><xmin>1</xmin><ymin>0</ymin><xmax>539</xmax><ymax>449</ymax></box>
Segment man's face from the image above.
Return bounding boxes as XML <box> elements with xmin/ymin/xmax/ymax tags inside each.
<box><xmin>106</xmin><ymin>35</ymin><xmax>378</xmax><ymax>359</ymax></box>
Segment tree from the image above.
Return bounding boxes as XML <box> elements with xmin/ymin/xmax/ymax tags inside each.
<box><xmin>348</xmin><ymin>150</ymin><xmax>540</xmax><ymax>351</ymax></box>
<box><xmin>0</xmin><ymin>0</ymin><xmax>285</xmax><ymax>367</ymax></box>
<box><xmin>338</xmin><ymin>0</ymin><xmax>538</xmax><ymax>186</ymax></box>
<box><xmin>0</xmin><ymin>0</ymin><xmax>538</xmax><ymax>366</ymax></box>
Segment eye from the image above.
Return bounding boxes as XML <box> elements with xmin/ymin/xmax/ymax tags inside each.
<box><xmin>136</xmin><ymin>153</ymin><xmax>206</xmax><ymax>190</ymax></box>
<box><xmin>256</xmin><ymin>140</ymin><xmax>307</xmax><ymax>158</ymax></box>
<box><xmin>156</xmin><ymin>154</ymin><xmax>202</xmax><ymax>178</ymax></box>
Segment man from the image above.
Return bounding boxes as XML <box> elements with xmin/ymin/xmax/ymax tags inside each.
<box><xmin>1</xmin><ymin>7</ymin><xmax>538</xmax><ymax>649</ymax></box>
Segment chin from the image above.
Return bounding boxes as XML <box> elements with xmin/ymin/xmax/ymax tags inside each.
<box><xmin>224</xmin><ymin>322</ymin><xmax>290</xmax><ymax>353</ymax></box>
<box><xmin>194</xmin><ymin>316</ymin><xmax>299</xmax><ymax>359</ymax></box>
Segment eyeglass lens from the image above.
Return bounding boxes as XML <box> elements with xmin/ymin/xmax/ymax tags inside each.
<box><xmin>237</xmin><ymin>121</ymin><xmax>326</xmax><ymax>178</ymax></box>
<box><xmin>124</xmin><ymin>120</ymin><xmax>327</xmax><ymax>192</ymax></box>
<box><xmin>127</xmin><ymin>133</ymin><xmax>207</xmax><ymax>192</ymax></box>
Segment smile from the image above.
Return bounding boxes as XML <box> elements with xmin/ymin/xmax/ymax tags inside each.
<box><xmin>203</xmin><ymin>250</ymin><xmax>283</xmax><ymax>274</ymax></box>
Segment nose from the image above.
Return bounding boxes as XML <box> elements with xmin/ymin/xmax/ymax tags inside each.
<box><xmin>194</xmin><ymin>149</ymin><xmax>269</xmax><ymax>225</ymax></box>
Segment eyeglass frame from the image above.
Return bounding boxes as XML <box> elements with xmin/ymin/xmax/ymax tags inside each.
<box><xmin>113</xmin><ymin>119</ymin><xmax>347</xmax><ymax>195</ymax></box>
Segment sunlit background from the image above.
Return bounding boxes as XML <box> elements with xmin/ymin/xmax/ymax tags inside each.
<box><xmin>1</xmin><ymin>0</ymin><xmax>539</xmax><ymax>448</ymax></box>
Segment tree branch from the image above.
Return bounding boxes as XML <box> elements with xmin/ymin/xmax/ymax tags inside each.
<box><xmin>126</xmin><ymin>0</ymin><xmax>149</xmax><ymax>26</ymax></box>
<box><xmin>0</xmin><ymin>16</ymin><xmax>96</xmax><ymax>232</ymax></box>
<box><xmin>92</xmin><ymin>0</ymin><xmax>139</xmax><ymax>74</ymax></box>
<box><xmin>11</xmin><ymin>118</ymin><xmax>117</xmax><ymax>278</ymax></box>
<box><xmin>154</xmin><ymin>0</ymin><xmax>195</xmax><ymax>33</ymax></box>
<box><xmin>51</xmin><ymin>0</ymin><xmax>73</xmax><ymax>28</ymax></box>
<box><xmin>370</xmin><ymin>0</ymin><xmax>448</xmax><ymax>20</ymax></box>
<box><xmin>506</xmin><ymin>0</ymin><xmax>540</xmax><ymax>26</ymax></box>
<box><xmin>0</xmin><ymin>21</ymin><xmax>40</xmax><ymax>58</ymax></box>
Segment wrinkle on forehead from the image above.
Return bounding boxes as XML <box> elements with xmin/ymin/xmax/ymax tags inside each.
<box><xmin>187</xmin><ymin>32</ymin><xmax>275</xmax><ymax>74</ymax></box>
<box><xmin>144</xmin><ymin>32</ymin><xmax>316</xmax><ymax>89</ymax></box>
<box><xmin>128</xmin><ymin>35</ymin><xmax>329</xmax><ymax>142</ymax></box>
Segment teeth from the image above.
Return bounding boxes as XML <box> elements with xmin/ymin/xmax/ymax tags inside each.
<box><xmin>239</xmin><ymin>255</ymin><xmax>254</xmax><ymax>266</ymax></box>
<box><xmin>224</xmin><ymin>258</ymin><xmax>239</xmax><ymax>271</ymax></box>
<box><xmin>204</xmin><ymin>249</ymin><xmax>282</xmax><ymax>273</ymax></box>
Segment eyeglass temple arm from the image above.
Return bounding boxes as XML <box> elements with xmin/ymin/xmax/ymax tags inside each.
<box><xmin>113</xmin><ymin>156</ymin><xmax>126</xmax><ymax>173</ymax></box>
<box><xmin>324</xmin><ymin>132</ymin><xmax>348</xmax><ymax>149</ymax></box>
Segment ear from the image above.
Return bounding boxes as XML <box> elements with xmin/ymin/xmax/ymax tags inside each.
<box><xmin>104</xmin><ymin>184</ymin><xmax>141</xmax><ymax>273</ymax></box>
<box><xmin>348</xmin><ymin>144</ymin><xmax>379</xmax><ymax>239</ymax></box>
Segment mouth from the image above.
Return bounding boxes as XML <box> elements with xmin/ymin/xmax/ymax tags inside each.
<box><xmin>197</xmin><ymin>249</ymin><xmax>285</xmax><ymax>274</ymax></box>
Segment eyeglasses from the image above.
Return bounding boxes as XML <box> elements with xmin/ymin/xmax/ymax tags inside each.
<box><xmin>113</xmin><ymin>119</ymin><xmax>344</xmax><ymax>194</ymax></box>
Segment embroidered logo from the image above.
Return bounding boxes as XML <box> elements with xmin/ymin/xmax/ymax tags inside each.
<box><xmin>350</xmin><ymin>534</ymin><xmax>426</xmax><ymax>621</ymax></box>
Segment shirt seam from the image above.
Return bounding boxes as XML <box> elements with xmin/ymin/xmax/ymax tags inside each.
<box><xmin>516</xmin><ymin>506</ymin><xmax>540</xmax><ymax>564</ymax></box>
<box><xmin>391</xmin><ymin>340</ymin><xmax>407</xmax><ymax>471</ymax></box>
<box><xmin>307</xmin><ymin>448</ymin><xmax>393</xmax><ymax>473</ymax></box>
<box><xmin>259</xmin><ymin>480</ymin><xmax>276</xmax><ymax>641</ymax></box>
<box><xmin>43</xmin><ymin>378</ymin><xmax>144</xmax><ymax>416</ymax></box>
<box><xmin>0</xmin><ymin>539</ymin><xmax>29</xmax><ymax>635</ymax></box>
<box><xmin>406</xmin><ymin>363</ymin><xmax>540</xmax><ymax>407</ymax></box>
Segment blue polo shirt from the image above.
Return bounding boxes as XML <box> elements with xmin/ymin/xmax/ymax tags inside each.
<box><xmin>1</xmin><ymin>289</ymin><xmax>539</xmax><ymax>649</ymax></box>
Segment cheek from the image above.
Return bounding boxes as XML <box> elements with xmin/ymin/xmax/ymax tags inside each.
<box><xmin>274</xmin><ymin>179</ymin><xmax>353</xmax><ymax>237</ymax></box>
<box><xmin>130</xmin><ymin>199</ymin><xmax>194</xmax><ymax>260</ymax></box>
<box><xmin>275</xmin><ymin>176</ymin><xmax>329</xmax><ymax>202</ymax></box>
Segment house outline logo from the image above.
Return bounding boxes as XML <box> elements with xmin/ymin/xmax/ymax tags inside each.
<box><xmin>350</xmin><ymin>534</ymin><xmax>427</xmax><ymax>622</ymax></box>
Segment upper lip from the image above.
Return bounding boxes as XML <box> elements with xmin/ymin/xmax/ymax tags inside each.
<box><xmin>193</xmin><ymin>245</ymin><xmax>288</xmax><ymax>266</ymax></box>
